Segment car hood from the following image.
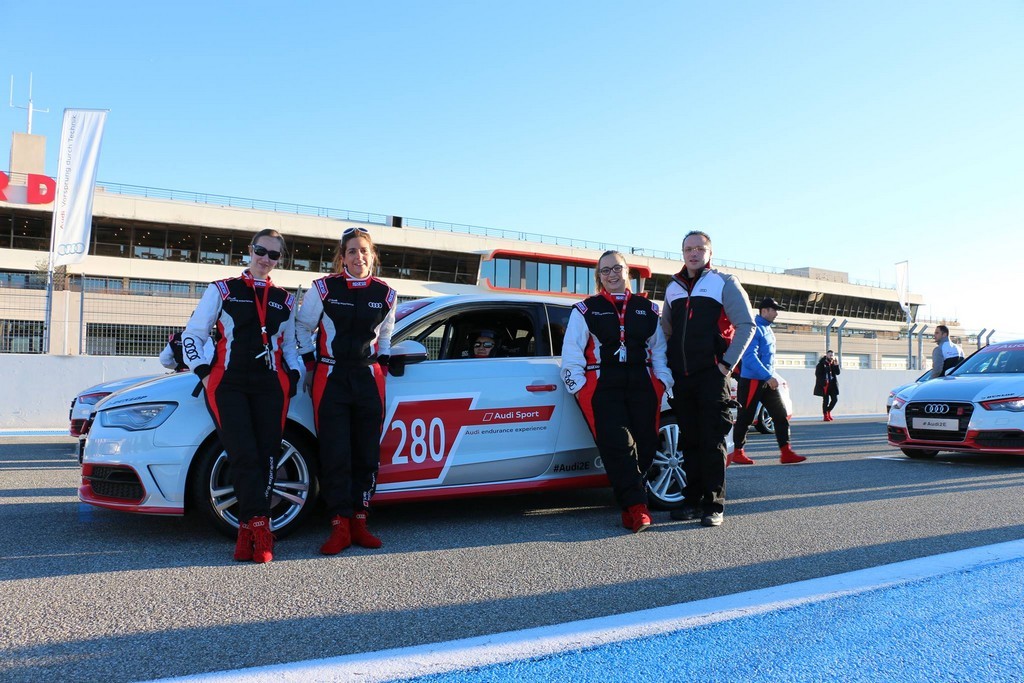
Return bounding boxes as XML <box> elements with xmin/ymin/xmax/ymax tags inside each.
<box><xmin>900</xmin><ymin>374</ymin><xmax>1024</xmax><ymax>403</ymax></box>
<box><xmin>80</xmin><ymin>373</ymin><xmax>168</xmax><ymax>396</ymax></box>
<box><xmin>95</xmin><ymin>372</ymin><xmax>198</xmax><ymax>410</ymax></box>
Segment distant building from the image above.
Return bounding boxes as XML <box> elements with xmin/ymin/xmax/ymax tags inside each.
<box><xmin>2</xmin><ymin>131</ymin><xmax>947</xmax><ymax>368</ymax></box>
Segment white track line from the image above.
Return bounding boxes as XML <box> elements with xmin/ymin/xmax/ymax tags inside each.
<box><xmin>153</xmin><ymin>539</ymin><xmax>1024</xmax><ymax>683</ymax></box>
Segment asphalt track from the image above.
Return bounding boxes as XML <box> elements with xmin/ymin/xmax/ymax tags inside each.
<box><xmin>3</xmin><ymin>418</ymin><xmax>1024</xmax><ymax>682</ymax></box>
<box><xmin>151</xmin><ymin>540</ymin><xmax>1024</xmax><ymax>682</ymax></box>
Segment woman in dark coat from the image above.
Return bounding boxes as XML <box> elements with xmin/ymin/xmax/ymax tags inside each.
<box><xmin>814</xmin><ymin>349</ymin><xmax>841</xmax><ymax>421</ymax></box>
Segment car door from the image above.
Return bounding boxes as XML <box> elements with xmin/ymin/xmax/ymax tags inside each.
<box><xmin>376</xmin><ymin>301</ymin><xmax>564</xmax><ymax>492</ymax></box>
<box><xmin>543</xmin><ymin>303</ymin><xmax>602</xmax><ymax>464</ymax></box>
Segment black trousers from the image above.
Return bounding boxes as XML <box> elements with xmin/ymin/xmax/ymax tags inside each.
<box><xmin>733</xmin><ymin>377</ymin><xmax>790</xmax><ymax>450</ymax></box>
<box><xmin>583</xmin><ymin>365</ymin><xmax>660</xmax><ymax>509</ymax></box>
<box><xmin>205</xmin><ymin>373</ymin><xmax>287</xmax><ymax>522</ymax></box>
<box><xmin>314</xmin><ymin>365</ymin><xmax>384</xmax><ymax>517</ymax></box>
<box><xmin>671</xmin><ymin>366</ymin><xmax>732</xmax><ymax>514</ymax></box>
<box><xmin>821</xmin><ymin>393</ymin><xmax>838</xmax><ymax>414</ymax></box>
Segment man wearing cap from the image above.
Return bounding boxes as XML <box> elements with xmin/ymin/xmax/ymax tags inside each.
<box><xmin>728</xmin><ymin>297</ymin><xmax>805</xmax><ymax>466</ymax></box>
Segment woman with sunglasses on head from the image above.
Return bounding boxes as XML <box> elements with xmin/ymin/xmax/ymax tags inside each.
<box><xmin>294</xmin><ymin>226</ymin><xmax>396</xmax><ymax>555</ymax></box>
<box><xmin>181</xmin><ymin>229</ymin><xmax>301</xmax><ymax>564</ymax></box>
<box><xmin>560</xmin><ymin>250</ymin><xmax>672</xmax><ymax>533</ymax></box>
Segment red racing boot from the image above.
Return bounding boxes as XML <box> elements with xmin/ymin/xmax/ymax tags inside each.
<box><xmin>249</xmin><ymin>516</ymin><xmax>274</xmax><ymax>564</ymax></box>
<box><xmin>780</xmin><ymin>445</ymin><xmax>806</xmax><ymax>464</ymax></box>
<box><xmin>233</xmin><ymin>519</ymin><xmax>253</xmax><ymax>562</ymax></box>
<box><xmin>350</xmin><ymin>511</ymin><xmax>383</xmax><ymax>549</ymax></box>
<box><xmin>620</xmin><ymin>509</ymin><xmax>632</xmax><ymax>530</ymax></box>
<box><xmin>727</xmin><ymin>448</ymin><xmax>755</xmax><ymax>466</ymax></box>
<box><xmin>626</xmin><ymin>504</ymin><xmax>652</xmax><ymax>533</ymax></box>
<box><xmin>320</xmin><ymin>515</ymin><xmax>352</xmax><ymax>555</ymax></box>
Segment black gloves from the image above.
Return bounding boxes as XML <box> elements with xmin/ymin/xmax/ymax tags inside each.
<box><xmin>288</xmin><ymin>369</ymin><xmax>300</xmax><ymax>398</ymax></box>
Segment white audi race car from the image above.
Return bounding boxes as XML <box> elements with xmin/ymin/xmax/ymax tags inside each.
<box><xmin>888</xmin><ymin>340</ymin><xmax>1024</xmax><ymax>459</ymax></box>
<box><xmin>79</xmin><ymin>293</ymin><xmax>723</xmax><ymax>537</ymax></box>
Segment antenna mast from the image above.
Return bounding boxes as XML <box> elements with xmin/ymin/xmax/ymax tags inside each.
<box><xmin>9</xmin><ymin>73</ymin><xmax>49</xmax><ymax>134</ymax></box>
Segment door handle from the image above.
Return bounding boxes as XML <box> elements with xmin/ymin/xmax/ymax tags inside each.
<box><xmin>526</xmin><ymin>384</ymin><xmax>558</xmax><ymax>392</ymax></box>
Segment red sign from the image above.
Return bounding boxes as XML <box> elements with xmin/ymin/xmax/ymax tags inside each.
<box><xmin>0</xmin><ymin>171</ymin><xmax>57</xmax><ymax>205</ymax></box>
<box><xmin>379</xmin><ymin>397</ymin><xmax>555</xmax><ymax>484</ymax></box>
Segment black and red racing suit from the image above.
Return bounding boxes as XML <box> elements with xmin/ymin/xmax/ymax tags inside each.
<box><xmin>560</xmin><ymin>290</ymin><xmax>672</xmax><ymax>510</ymax></box>
<box><xmin>294</xmin><ymin>271</ymin><xmax>396</xmax><ymax>518</ymax></box>
<box><xmin>660</xmin><ymin>266</ymin><xmax>755</xmax><ymax>515</ymax></box>
<box><xmin>182</xmin><ymin>270</ymin><xmax>300</xmax><ymax>522</ymax></box>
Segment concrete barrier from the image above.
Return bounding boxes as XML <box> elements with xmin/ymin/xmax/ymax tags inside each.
<box><xmin>0</xmin><ymin>355</ymin><xmax>923</xmax><ymax>431</ymax></box>
<box><xmin>0</xmin><ymin>355</ymin><xmax>167</xmax><ymax>431</ymax></box>
<box><xmin>778</xmin><ymin>368</ymin><xmax>921</xmax><ymax>419</ymax></box>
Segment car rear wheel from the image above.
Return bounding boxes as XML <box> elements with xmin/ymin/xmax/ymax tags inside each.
<box><xmin>646</xmin><ymin>413</ymin><xmax>686</xmax><ymax>510</ymax></box>
<box><xmin>900</xmin><ymin>447</ymin><xmax>940</xmax><ymax>459</ymax></box>
<box><xmin>189</xmin><ymin>425</ymin><xmax>319</xmax><ymax>538</ymax></box>
<box><xmin>754</xmin><ymin>404</ymin><xmax>775</xmax><ymax>434</ymax></box>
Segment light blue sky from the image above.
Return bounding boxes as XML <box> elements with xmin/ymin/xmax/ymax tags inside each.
<box><xmin>3</xmin><ymin>2</ymin><xmax>1022</xmax><ymax>338</ymax></box>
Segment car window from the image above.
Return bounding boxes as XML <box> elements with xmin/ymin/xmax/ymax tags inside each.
<box><xmin>395</xmin><ymin>304</ymin><xmax>543</xmax><ymax>360</ymax></box>
<box><xmin>542</xmin><ymin>304</ymin><xmax>572</xmax><ymax>357</ymax></box>
<box><xmin>955</xmin><ymin>346</ymin><xmax>1024</xmax><ymax>375</ymax></box>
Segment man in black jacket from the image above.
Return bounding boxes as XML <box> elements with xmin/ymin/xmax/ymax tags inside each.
<box><xmin>662</xmin><ymin>230</ymin><xmax>755</xmax><ymax>527</ymax></box>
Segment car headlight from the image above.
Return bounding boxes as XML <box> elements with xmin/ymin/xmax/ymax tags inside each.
<box><xmin>980</xmin><ymin>397</ymin><xmax>1024</xmax><ymax>412</ymax></box>
<box><xmin>99</xmin><ymin>403</ymin><xmax>177</xmax><ymax>431</ymax></box>
<box><xmin>891</xmin><ymin>396</ymin><xmax>907</xmax><ymax>410</ymax></box>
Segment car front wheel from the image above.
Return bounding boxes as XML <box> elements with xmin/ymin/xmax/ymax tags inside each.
<box><xmin>189</xmin><ymin>425</ymin><xmax>320</xmax><ymax>538</ymax></box>
<box><xmin>646</xmin><ymin>413</ymin><xmax>687</xmax><ymax>509</ymax></box>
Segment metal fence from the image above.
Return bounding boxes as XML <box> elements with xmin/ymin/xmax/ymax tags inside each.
<box><xmin>0</xmin><ymin>274</ymin><xmax>204</xmax><ymax>355</ymax></box>
<box><xmin>0</xmin><ymin>274</ymin><xmax>47</xmax><ymax>353</ymax></box>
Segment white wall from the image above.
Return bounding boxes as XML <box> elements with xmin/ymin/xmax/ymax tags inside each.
<box><xmin>0</xmin><ymin>355</ymin><xmax>166</xmax><ymax>431</ymax></box>
<box><xmin>780</xmin><ymin>368</ymin><xmax>921</xmax><ymax>418</ymax></box>
<box><xmin>0</xmin><ymin>355</ymin><xmax>922</xmax><ymax>431</ymax></box>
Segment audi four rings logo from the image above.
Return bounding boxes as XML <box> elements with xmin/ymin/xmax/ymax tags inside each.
<box><xmin>924</xmin><ymin>404</ymin><xmax>950</xmax><ymax>414</ymax></box>
<box><xmin>57</xmin><ymin>242</ymin><xmax>86</xmax><ymax>255</ymax></box>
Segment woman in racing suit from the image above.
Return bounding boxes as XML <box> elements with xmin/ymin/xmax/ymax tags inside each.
<box><xmin>560</xmin><ymin>250</ymin><xmax>672</xmax><ymax>533</ymax></box>
<box><xmin>294</xmin><ymin>227</ymin><xmax>396</xmax><ymax>555</ymax></box>
<box><xmin>182</xmin><ymin>229</ymin><xmax>301</xmax><ymax>564</ymax></box>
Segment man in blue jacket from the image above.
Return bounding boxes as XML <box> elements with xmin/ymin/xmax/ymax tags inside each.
<box><xmin>728</xmin><ymin>297</ymin><xmax>805</xmax><ymax>466</ymax></box>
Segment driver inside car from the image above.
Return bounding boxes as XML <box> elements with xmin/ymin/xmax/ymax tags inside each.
<box><xmin>467</xmin><ymin>329</ymin><xmax>498</xmax><ymax>358</ymax></box>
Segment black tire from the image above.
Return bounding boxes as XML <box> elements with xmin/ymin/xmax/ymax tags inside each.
<box><xmin>754</xmin><ymin>404</ymin><xmax>775</xmax><ymax>434</ymax></box>
<box><xmin>646</xmin><ymin>412</ymin><xmax>686</xmax><ymax>510</ymax></box>
<box><xmin>901</xmin><ymin>448</ymin><xmax>939</xmax><ymax>459</ymax></box>
<box><xmin>189</xmin><ymin>424</ymin><xmax>319</xmax><ymax>538</ymax></box>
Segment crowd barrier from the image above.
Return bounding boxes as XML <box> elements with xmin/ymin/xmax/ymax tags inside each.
<box><xmin>0</xmin><ymin>355</ymin><xmax>920</xmax><ymax>431</ymax></box>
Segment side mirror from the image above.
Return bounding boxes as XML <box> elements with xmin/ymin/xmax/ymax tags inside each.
<box><xmin>387</xmin><ymin>340</ymin><xmax>428</xmax><ymax>377</ymax></box>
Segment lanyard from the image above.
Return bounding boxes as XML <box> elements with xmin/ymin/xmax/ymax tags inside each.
<box><xmin>243</xmin><ymin>270</ymin><xmax>273</xmax><ymax>367</ymax></box>
<box><xmin>600</xmin><ymin>289</ymin><xmax>631</xmax><ymax>363</ymax></box>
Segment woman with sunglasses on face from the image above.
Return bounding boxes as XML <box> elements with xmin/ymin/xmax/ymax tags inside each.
<box><xmin>560</xmin><ymin>251</ymin><xmax>672</xmax><ymax>533</ymax></box>
<box><xmin>294</xmin><ymin>226</ymin><xmax>396</xmax><ymax>555</ymax></box>
<box><xmin>182</xmin><ymin>229</ymin><xmax>301</xmax><ymax>564</ymax></box>
<box><xmin>471</xmin><ymin>330</ymin><xmax>497</xmax><ymax>358</ymax></box>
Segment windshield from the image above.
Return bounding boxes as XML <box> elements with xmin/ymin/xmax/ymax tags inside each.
<box><xmin>953</xmin><ymin>343</ymin><xmax>1024</xmax><ymax>376</ymax></box>
<box><xmin>396</xmin><ymin>299</ymin><xmax>434</xmax><ymax>322</ymax></box>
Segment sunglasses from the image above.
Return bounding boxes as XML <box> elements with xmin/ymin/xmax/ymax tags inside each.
<box><xmin>251</xmin><ymin>244</ymin><xmax>281</xmax><ymax>260</ymax></box>
<box><xmin>343</xmin><ymin>227</ymin><xmax>371</xmax><ymax>238</ymax></box>
<box><xmin>474</xmin><ymin>341</ymin><xmax>495</xmax><ymax>349</ymax></box>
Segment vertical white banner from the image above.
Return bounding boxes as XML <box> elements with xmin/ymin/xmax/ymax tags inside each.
<box><xmin>50</xmin><ymin>108</ymin><xmax>108</xmax><ymax>267</ymax></box>
<box><xmin>894</xmin><ymin>260</ymin><xmax>911</xmax><ymax>322</ymax></box>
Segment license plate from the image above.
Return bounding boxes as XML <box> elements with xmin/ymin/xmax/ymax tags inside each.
<box><xmin>913</xmin><ymin>417</ymin><xmax>958</xmax><ymax>431</ymax></box>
